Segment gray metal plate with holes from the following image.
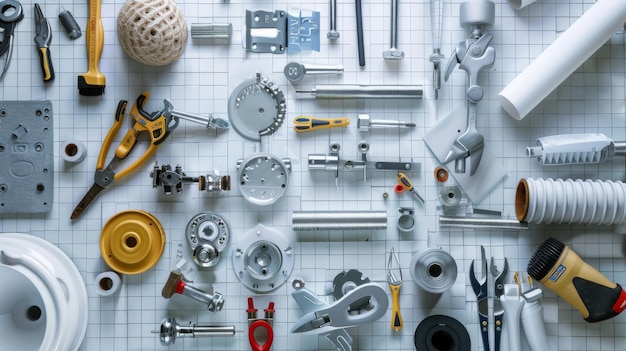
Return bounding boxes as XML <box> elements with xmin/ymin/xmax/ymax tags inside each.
<box><xmin>245</xmin><ymin>10</ymin><xmax>287</xmax><ymax>54</ymax></box>
<box><xmin>0</xmin><ymin>101</ymin><xmax>53</xmax><ymax>213</ymax></box>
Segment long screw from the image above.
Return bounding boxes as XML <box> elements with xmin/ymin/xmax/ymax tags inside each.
<box><xmin>383</xmin><ymin>0</ymin><xmax>404</xmax><ymax>60</ymax></box>
<box><xmin>328</xmin><ymin>0</ymin><xmax>340</xmax><ymax>39</ymax></box>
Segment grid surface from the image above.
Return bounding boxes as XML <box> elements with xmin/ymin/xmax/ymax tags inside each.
<box><xmin>1</xmin><ymin>0</ymin><xmax>626</xmax><ymax>350</ymax></box>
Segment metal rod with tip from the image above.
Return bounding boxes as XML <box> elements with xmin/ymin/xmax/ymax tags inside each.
<box><xmin>296</xmin><ymin>84</ymin><xmax>423</xmax><ymax>99</ymax></box>
<box><xmin>328</xmin><ymin>0</ymin><xmax>340</xmax><ymax>39</ymax></box>
<box><xmin>284</xmin><ymin>62</ymin><xmax>343</xmax><ymax>82</ymax></box>
<box><xmin>355</xmin><ymin>0</ymin><xmax>365</xmax><ymax>66</ymax></box>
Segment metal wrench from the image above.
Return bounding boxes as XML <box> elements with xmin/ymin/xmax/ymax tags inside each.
<box><xmin>444</xmin><ymin>33</ymin><xmax>495</xmax><ymax>175</ymax></box>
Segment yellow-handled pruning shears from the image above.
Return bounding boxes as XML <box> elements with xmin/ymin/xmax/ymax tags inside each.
<box><xmin>293</xmin><ymin>116</ymin><xmax>350</xmax><ymax>132</ymax></box>
<box><xmin>71</xmin><ymin>92</ymin><xmax>179</xmax><ymax>220</ymax></box>
<box><xmin>34</xmin><ymin>3</ymin><xmax>54</xmax><ymax>82</ymax></box>
<box><xmin>387</xmin><ymin>247</ymin><xmax>403</xmax><ymax>332</ymax></box>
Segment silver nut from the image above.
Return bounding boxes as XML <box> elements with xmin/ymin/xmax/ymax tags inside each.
<box><xmin>208</xmin><ymin>291</ymin><xmax>225</xmax><ymax>312</ymax></box>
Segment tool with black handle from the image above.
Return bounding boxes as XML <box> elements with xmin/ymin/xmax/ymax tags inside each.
<box><xmin>34</xmin><ymin>3</ymin><xmax>54</xmax><ymax>82</ymax></box>
<box><xmin>527</xmin><ymin>237</ymin><xmax>626</xmax><ymax>322</ymax></box>
<box><xmin>293</xmin><ymin>116</ymin><xmax>350</xmax><ymax>132</ymax></box>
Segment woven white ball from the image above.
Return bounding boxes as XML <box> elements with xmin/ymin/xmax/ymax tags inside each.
<box><xmin>117</xmin><ymin>0</ymin><xmax>188</xmax><ymax>66</ymax></box>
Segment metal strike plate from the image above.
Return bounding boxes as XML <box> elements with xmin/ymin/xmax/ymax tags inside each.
<box><xmin>0</xmin><ymin>101</ymin><xmax>53</xmax><ymax>213</ymax></box>
<box><xmin>245</xmin><ymin>10</ymin><xmax>287</xmax><ymax>54</ymax></box>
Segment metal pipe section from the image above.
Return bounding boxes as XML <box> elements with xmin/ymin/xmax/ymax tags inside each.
<box><xmin>292</xmin><ymin>211</ymin><xmax>387</xmax><ymax>231</ymax></box>
<box><xmin>296</xmin><ymin>85</ymin><xmax>423</xmax><ymax>99</ymax></box>
<box><xmin>439</xmin><ymin>215</ymin><xmax>528</xmax><ymax>231</ymax></box>
<box><xmin>516</xmin><ymin>178</ymin><xmax>626</xmax><ymax>225</ymax></box>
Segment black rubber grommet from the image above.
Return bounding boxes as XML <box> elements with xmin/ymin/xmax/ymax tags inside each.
<box><xmin>414</xmin><ymin>315</ymin><xmax>471</xmax><ymax>351</ymax></box>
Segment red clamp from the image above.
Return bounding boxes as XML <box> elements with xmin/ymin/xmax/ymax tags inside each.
<box><xmin>247</xmin><ymin>297</ymin><xmax>275</xmax><ymax>351</ymax></box>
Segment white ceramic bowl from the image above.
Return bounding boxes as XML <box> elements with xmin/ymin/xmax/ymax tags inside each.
<box><xmin>0</xmin><ymin>233</ymin><xmax>88</xmax><ymax>351</ymax></box>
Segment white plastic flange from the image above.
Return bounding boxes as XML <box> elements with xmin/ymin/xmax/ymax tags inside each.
<box><xmin>61</xmin><ymin>139</ymin><xmax>87</xmax><ymax>163</ymax></box>
<box><xmin>0</xmin><ymin>233</ymin><xmax>88</xmax><ymax>351</ymax></box>
<box><xmin>232</xmin><ymin>224</ymin><xmax>294</xmax><ymax>293</ymax></box>
<box><xmin>95</xmin><ymin>271</ymin><xmax>122</xmax><ymax>296</ymax></box>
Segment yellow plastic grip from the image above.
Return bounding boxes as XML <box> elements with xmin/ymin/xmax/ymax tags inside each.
<box><xmin>96</xmin><ymin>101</ymin><xmax>127</xmax><ymax>170</ymax></box>
<box><xmin>539</xmin><ymin>246</ymin><xmax>618</xmax><ymax>319</ymax></box>
<box><xmin>80</xmin><ymin>0</ymin><xmax>105</xmax><ymax>87</ymax></box>
<box><xmin>389</xmin><ymin>283</ymin><xmax>403</xmax><ymax>331</ymax></box>
<box><xmin>38</xmin><ymin>47</ymin><xmax>54</xmax><ymax>81</ymax></box>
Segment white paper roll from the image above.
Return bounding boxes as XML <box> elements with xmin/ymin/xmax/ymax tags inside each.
<box><xmin>95</xmin><ymin>271</ymin><xmax>122</xmax><ymax>296</ymax></box>
<box><xmin>508</xmin><ymin>0</ymin><xmax>539</xmax><ymax>10</ymax></box>
<box><xmin>61</xmin><ymin>139</ymin><xmax>87</xmax><ymax>163</ymax></box>
<box><xmin>499</xmin><ymin>0</ymin><xmax>626</xmax><ymax>120</ymax></box>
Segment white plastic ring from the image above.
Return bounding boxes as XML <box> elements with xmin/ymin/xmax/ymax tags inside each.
<box><xmin>95</xmin><ymin>271</ymin><xmax>122</xmax><ymax>296</ymax></box>
<box><xmin>61</xmin><ymin>139</ymin><xmax>87</xmax><ymax>163</ymax></box>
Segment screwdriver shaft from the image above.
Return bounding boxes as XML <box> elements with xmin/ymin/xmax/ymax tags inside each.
<box><xmin>296</xmin><ymin>85</ymin><xmax>423</xmax><ymax>99</ymax></box>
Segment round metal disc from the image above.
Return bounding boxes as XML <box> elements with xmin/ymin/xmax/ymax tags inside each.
<box><xmin>228</xmin><ymin>73</ymin><xmax>286</xmax><ymax>141</ymax></box>
<box><xmin>237</xmin><ymin>153</ymin><xmax>289</xmax><ymax>206</ymax></box>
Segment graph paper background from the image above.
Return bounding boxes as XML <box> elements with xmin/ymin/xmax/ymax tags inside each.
<box><xmin>0</xmin><ymin>0</ymin><xmax>625</xmax><ymax>350</ymax></box>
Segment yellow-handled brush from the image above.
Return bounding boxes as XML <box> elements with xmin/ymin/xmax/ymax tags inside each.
<box><xmin>78</xmin><ymin>0</ymin><xmax>105</xmax><ymax>95</ymax></box>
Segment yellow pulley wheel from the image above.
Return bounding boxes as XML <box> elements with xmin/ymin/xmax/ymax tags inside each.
<box><xmin>100</xmin><ymin>210</ymin><xmax>165</xmax><ymax>274</ymax></box>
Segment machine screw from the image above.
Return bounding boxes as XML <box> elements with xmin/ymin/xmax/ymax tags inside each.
<box><xmin>327</xmin><ymin>0</ymin><xmax>340</xmax><ymax>39</ymax></box>
<box><xmin>383</xmin><ymin>0</ymin><xmax>404</xmax><ymax>60</ymax></box>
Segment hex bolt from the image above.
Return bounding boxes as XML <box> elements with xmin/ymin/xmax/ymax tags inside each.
<box><xmin>156</xmin><ymin>317</ymin><xmax>235</xmax><ymax>345</ymax></box>
<box><xmin>284</xmin><ymin>62</ymin><xmax>344</xmax><ymax>82</ymax></box>
<box><xmin>357</xmin><ymin>114</ymin><xmax>415</xmax><ymax>131</ymax></box>
<box><xmin>383</xmin><ymin>0</ymin><xmax>404</xmax><ymax>60</ymax></box>
<box><xmin>162</xmin><ymin>270</ymin><xmax>225</xmax><ymax>312</ymax></box>
<box><xmin>327</xmin><ymin>0</ymin><xmax>340</xmax><ymax>40</ymax></box>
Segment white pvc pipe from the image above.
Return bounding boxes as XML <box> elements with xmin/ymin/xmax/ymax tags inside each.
<box><xmin>499</xmin><ymin>0</ymin><xmax>626</xmax><ymax>120</ymax></box>
<box><xmin>516</xmin><ymin>178</ymin><xmax>626</xmax><ymax>225</ymax></box>
<box><xmin>508</xmin><ymin>0</ymin><xmax>539</xmax><ymax>10</ymax></box>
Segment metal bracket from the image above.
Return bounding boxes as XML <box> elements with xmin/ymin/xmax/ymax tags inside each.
<box><xmin>245</xmin><ymin>10</ymin><xmax>287</xmax><ymax>54</ymax></box>
<box><xmin>308</xmin><ymin>142</ymin><xmax>419</xmax><ymax>183</ymax></box>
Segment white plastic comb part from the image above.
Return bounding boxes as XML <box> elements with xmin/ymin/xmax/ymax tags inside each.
<box><xmin>525</xmin><ymin>133</ymin><xmax>613</xmax><ymax>165</ymax></box>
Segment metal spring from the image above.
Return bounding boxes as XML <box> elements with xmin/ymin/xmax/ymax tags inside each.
<box><xmin>516</xmin><ymin>178</ymin><xmax>626</xmax><ymax>225</ymax></box>
<box><xmin>292</xmin><ymin>211</ymin><xmax>387</xmax><ymax>231</ymax></box>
